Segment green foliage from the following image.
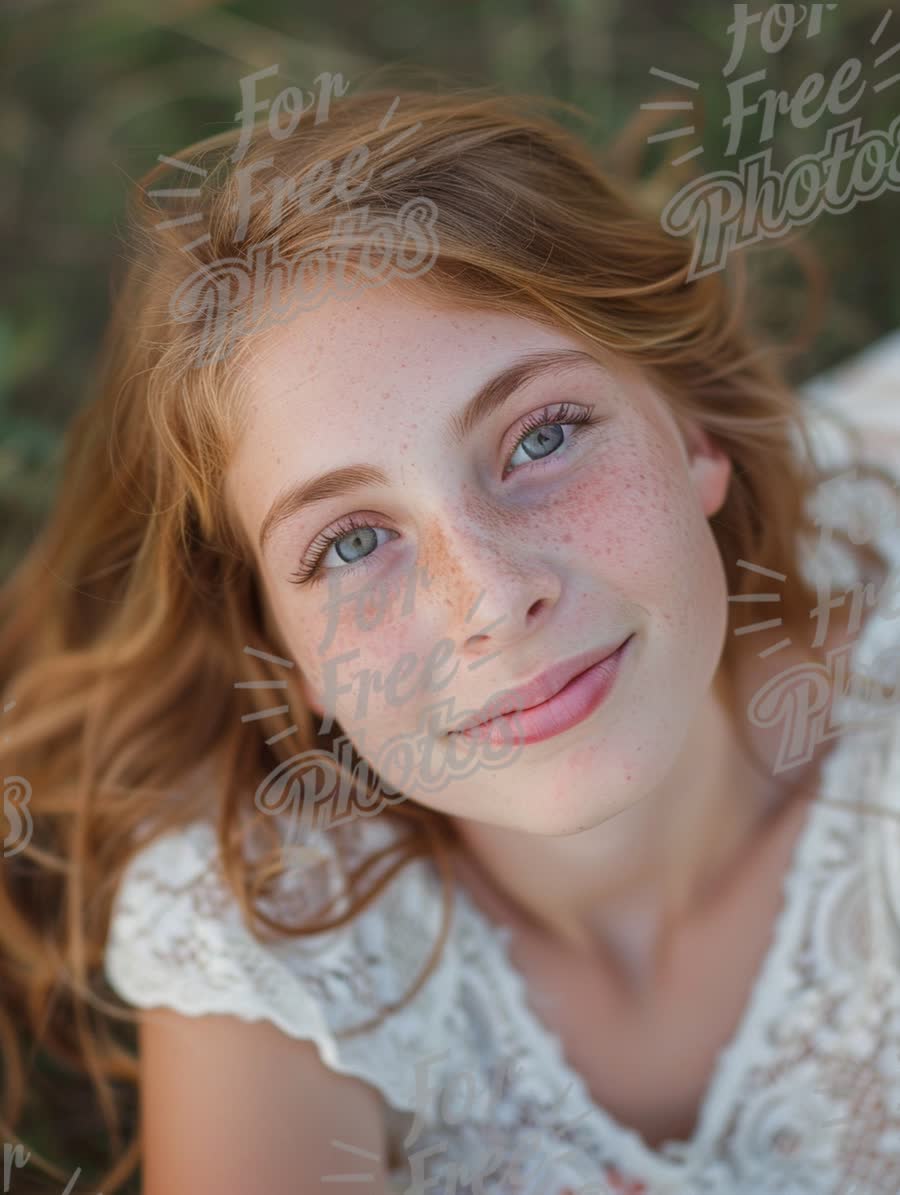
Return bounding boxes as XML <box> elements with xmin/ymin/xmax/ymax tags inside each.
<box><xmin>3</xmin><ymin>0</ymin><xmax>898</xmax><ymax>574</ymax></box>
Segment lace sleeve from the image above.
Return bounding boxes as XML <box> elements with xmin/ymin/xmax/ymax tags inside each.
<box><xmin>103</xmin><ymin>813</ymin><xmax>463</xmax><ymax>1114</ymax></box>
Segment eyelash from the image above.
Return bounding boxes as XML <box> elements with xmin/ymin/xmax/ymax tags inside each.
<box><xmin>288</xmin><ymin>401</ymin><xmax>601</xmax><ymax>586</ymax></box>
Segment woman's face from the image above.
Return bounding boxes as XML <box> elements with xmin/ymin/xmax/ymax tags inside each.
<box><xmin>226</xmin><ymin>285</ymin><xmax>732</xmax><ymax>835</ymax></box>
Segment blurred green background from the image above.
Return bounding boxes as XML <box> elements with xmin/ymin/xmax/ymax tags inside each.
<box><xmin>1</xmin><ymin>0</ymin><xmax>898</xmax><ymax>1186</ymax></box>
<box><xmin>3</xmin><ymin>0</ymin><xmax>900</xmax><ymax>581</ymax></box>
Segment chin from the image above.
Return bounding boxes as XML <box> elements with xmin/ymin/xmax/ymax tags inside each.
<box><xmin>424</xmin><ymin>757</ymin><xmax>635</xmax><ymax>836</ymax></box>
<box><xmin>533</xmin><ymin>788</ymin><xmax>639</xmax><ymax>837</ymax></box>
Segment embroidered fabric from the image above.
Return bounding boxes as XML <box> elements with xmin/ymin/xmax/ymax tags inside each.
<box><xmin>104</xmin><ymin>345</ymin><xmax>900</xmax><ymax>1194</ymax></box>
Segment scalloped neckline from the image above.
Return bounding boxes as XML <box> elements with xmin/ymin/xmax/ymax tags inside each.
<box><xmin>452</xmin><ymin>749</ymin><xmax>845</xmax><ymax>1185</ymax></box>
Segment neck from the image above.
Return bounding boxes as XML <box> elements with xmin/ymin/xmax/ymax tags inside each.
<box><xmin>447</xmin><ymin>657</ymin><xmax>811</xmax><ymax>999</ymax></box>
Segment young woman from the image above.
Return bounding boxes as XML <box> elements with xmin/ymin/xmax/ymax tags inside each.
<box><xmin>2</xmin><ymin>81</ymin><xmax>900</xmax><ymax>1195</ymax></box>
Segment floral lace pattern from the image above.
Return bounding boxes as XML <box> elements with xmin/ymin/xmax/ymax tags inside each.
<box><xmin>104</xmin><ymin>382</ymin><xmax>900</xmax><ymax>1194</ymax></box>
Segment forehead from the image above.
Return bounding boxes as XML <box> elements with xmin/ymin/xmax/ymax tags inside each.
<box><xmin>235</xmin><ymin>284</ymin><xmax>667</xmax><ymax>449</ymax></box>
<box><xmin>243</xmin><ymin>284</ymin><xmax>589</xmax><ymax>420</ymax></box>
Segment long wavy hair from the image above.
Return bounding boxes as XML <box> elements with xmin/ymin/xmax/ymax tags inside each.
<box><xmin>0</xmin><ymin>68</ymin><xmax>895</xmax><ymax>1192</ymax></box>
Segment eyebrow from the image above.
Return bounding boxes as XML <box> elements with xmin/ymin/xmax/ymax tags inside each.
<box><xmin>258</xmin><ymin>347</ymin><xmax>605</xmax><ymax>552</ymax></box>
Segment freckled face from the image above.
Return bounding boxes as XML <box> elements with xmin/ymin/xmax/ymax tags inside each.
<box><xmin>225</xmin><ymin>285</ymin><xmax>732</xmax><ymax>835</ymax></box>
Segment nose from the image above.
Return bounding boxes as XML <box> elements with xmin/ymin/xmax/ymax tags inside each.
<box><xmin>420</xmin><ymin>518</ymin><xmax>562</xmax><ymax>662</ymax></box>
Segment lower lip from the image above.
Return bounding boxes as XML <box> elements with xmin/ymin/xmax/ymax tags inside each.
<box><xmin>452</xmin><ymin>634</ymin><xmax>634</xmax><ymax>748</ymax></box>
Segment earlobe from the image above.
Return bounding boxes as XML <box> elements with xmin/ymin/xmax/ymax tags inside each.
<box><xmin>687</xmin><ymin>425</ymin><xmax>732</xmax><ymax>518</ymax></box>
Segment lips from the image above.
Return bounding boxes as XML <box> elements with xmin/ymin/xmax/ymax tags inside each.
<box><xmin>449</xmin><ymin>635</ymin><xmax>633</xmax><ymax>736</ymax></box>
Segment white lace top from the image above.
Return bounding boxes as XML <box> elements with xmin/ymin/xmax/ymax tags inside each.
<box><xmin>104</xmin><ymin>336</ymin><xmax>900</xmax><ymax>1194</ymax></box>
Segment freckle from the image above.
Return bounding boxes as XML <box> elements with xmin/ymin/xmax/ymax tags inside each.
<box><xmin>459</xmin><ymin>486</ymin><xmax>513</xmax><ymax>538</ymax></box>
<box><xmin>420</xmin><ymin>517</ymin><xmax>480</xmax><ymax>623</ymax></box>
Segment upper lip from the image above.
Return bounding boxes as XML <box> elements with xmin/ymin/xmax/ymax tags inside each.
<box><xmin>448</xmin><ymin>635</ymin><xmax>631</xmax><ymax>734</ymax></box>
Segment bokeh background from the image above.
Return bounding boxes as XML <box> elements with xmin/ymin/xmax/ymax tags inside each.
<box><xmin>2</xmin><ymin>0</ymin><xmax>899</xmax><ymax>1186</ymax></box>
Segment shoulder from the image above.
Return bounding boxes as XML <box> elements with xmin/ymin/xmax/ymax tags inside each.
<box><xmin>797</xmin><ymin>340</ymin><xmax>900</xmax><ymax>956</ymax></box>
<box><xmin>800</xmin><ymin>330</ymin><xmax>900</xmax><ymax>480</ymax></box>
<box><xmin>801</xmin><ymin>330</ymin><xmax>900</xmax><ymax>428</ymax></box>
<box><xmin>794</xmin><ymin>335</ymin><xmax>900</xmax><ymax>601</ymax></box>
<box><xmin>103</xmin><ymin>807</ymin><xmax>463</xmax><ymax>1113</ymax></box>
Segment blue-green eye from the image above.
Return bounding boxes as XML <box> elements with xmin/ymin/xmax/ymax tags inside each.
<box><xmin>326</xmin><ymin>525</ymin><xmax>380</xmax><ymax>565</ymax></box>
<box><xmin>509</xmin><ymin>422</ymin><xmax>565</xmax><ymax>466</ymax></box>
<box><xmin>504</xmin><ymin>402</ymin><xmax>599</xmax><ymax>476</ymax></box>
<box><xmin>290</xmin><ymin>517</ymin><xmax>398</xmax><ymax>585</ymax></box>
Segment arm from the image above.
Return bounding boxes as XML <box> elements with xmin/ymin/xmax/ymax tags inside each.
<box><xmin>139</xmin><ymin>1007</ymin><xmax>393</xmax><ymax>1195</ymax></box>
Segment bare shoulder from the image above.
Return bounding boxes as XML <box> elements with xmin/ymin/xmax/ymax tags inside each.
<box><xmin>139</xmin><ymin>1006</ymin><xmax>393</xmax><ymax>1195</ymax></box>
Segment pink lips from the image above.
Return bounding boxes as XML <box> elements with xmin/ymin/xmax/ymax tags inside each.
<box><xmin>449</xmin><ymin>634</ymin><xmax>634</xmax><ymax>748</ymax></box>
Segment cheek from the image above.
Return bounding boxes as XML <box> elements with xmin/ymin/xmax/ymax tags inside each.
<box><xmin>543</xmin><ymin>431</ymin><xmax>727</xmax><ymax>634</ymax></box>
<box><xmin>530</xmin><ymin>432</ymin><xmax>700</xmax><ymax>573</ymax></box>
<box><xmin>286</xmin><ymin>574</ymin><xmax>434</xmax><ymax>726</ymax></box>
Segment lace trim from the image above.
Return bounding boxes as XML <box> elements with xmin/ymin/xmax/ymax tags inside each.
<box><xmin>104</xmin><ymin>813</ymin><xmax>465</xmax><ymax>1117</ymax></box>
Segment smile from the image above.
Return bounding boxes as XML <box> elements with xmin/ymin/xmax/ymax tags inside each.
<box><xmin>448</xmin><ymin>633</ymin><xmax>634</xmax><ymax>748</ymax></box>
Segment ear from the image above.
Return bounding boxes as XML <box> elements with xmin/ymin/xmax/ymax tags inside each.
<box><xmin>683</xmin><ymin>420</ymin><xmax>731</xmax><ymax>519</ymax></box>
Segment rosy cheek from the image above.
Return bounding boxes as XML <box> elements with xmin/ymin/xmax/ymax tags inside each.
<box><xmin>314</xmin><ymin>567</ymin><xmax>409</xmax><ymax>643</ymax></box>
<box><xmin>539</xmin><ymin>465</ymin><xmax>652</xmax><ymax>571</ymax></box>
<box><xmin>562</xmin><ymin>440</ymin><xmax>692</xmax><ymax>568</ymax></box>
<box><xmin>302</xmin><ymin>572</ymin><xmax>433</xmax><ymax>721</ymax></box>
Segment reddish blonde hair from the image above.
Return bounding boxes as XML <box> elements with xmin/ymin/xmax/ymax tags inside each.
<box><xmin>0</xmin><ymin>71</ymin><xmax>893</xmax><ymax>1191</ymax></box>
